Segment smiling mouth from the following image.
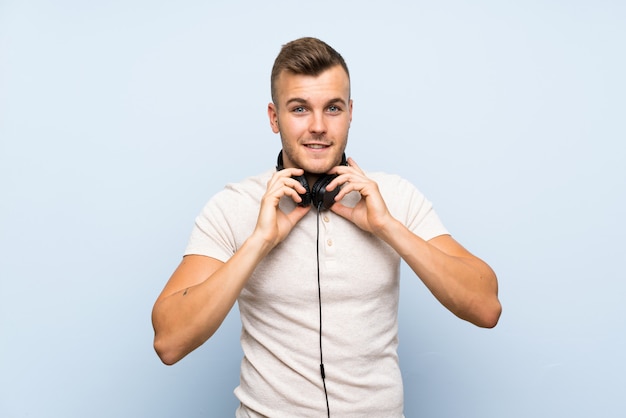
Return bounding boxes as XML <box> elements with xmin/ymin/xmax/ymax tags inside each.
<box><xmin>305</xmin><ymin>143</ymin><xmax>330</xmax><ymax>149</ymax></box>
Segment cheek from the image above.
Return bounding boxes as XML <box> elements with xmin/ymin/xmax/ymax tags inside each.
<box><xmin>332</xmin><ymin>117</ymin><xmax>352</xmax><ymax>134</ymax></box>
<box><xmin>280</xmin><ymin>118</ymin><xmax>306</xmax><ymax>136</ymax></box>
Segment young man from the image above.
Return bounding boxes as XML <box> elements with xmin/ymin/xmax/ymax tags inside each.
<box><xmin>152</xmin><ymin>37</ymin><xmax>501</xmax><ymax>417</ymax></box>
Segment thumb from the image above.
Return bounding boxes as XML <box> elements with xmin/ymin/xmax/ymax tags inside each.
<box><xmin>286</xmin><ymin>205</ymin><xmax>312</xmax><ymax>225</ymax></box>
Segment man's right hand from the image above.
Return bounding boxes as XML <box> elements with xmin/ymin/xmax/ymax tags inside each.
<box><xmin>253</xmin><ymin>168</ymin><xmax>312</xmax><ymax>251</ymax></box>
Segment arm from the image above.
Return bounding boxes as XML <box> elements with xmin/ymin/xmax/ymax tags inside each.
<box><xmin>152</xmin><ymin>169</ymin><xmax>311</xmax><ymax>365</ymax></box>
<box><xmin>378</xmin><ymin>226</ymin><xmax>500</xmax><ymax>327</ymax></box>
<box><xmin>328</xmin><ymin>158</ymin><xmax>501</xmax><ymax>328</ymax></box>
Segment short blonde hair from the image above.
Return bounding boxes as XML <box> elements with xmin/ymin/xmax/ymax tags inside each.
<box><xmin>270</xmin><ymin>37</ymin><xmax>350</xmax><ymax>103</ymax></box>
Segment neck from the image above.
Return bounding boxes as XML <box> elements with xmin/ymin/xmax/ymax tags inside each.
<box><xmin>305</xmin><ymin>172</ymin><xmax>322</xmax><ymax>187</ymax></box>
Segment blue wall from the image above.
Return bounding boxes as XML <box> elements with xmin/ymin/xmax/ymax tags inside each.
<box><xmin>1</xmin><ymin>1</ymin><xmax>625</xmax><ymax>416</ymax></box>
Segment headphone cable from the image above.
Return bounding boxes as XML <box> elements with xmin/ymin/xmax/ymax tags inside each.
<box><xmin>316</xmin><ymin>202</ymin><xmax>330</xmax><ymax>417</ymax></box>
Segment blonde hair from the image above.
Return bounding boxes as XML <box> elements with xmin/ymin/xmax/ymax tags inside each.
<box><xmin>270</xmin><ymin>37</ymin><xmax>350</xmax><ymax>103</ymax></box>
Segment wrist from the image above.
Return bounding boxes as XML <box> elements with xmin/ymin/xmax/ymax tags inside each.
<box><xmin>246</xmin><ymin>229</ymin><xmax>278</xmax><ymax>258</ymax></box>
<box><xmin>374</xmin><ymin>216</ymin><xmax>405</xmax><ymax>245</ymax></box>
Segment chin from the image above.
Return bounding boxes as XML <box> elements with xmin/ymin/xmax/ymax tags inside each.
<box><xmin>302</xmin><ymin>160</ymin><xmax>334</xmax><ymax>174</ymax></box>
<box><xmin>282</xmin><ymin>144</ymin><xmax>343</xmax><ymax>172</ymax></box>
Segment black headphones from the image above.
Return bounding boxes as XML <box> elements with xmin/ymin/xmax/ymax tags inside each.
<box><xmin>276</xmin><ymin>150</ymin><xmax>347</xmax><ymax>211</ymax></box>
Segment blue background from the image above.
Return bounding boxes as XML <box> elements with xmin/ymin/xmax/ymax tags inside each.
<box><xmin>1</xmin><ymin>1</ymin><xmax>625</xmax><ymax>416</ymax></box>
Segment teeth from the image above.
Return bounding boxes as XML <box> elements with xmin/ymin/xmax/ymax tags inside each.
<box><xmin>307</xmin><ymin>144</ymin><xmax>326</xmax><ymax>149</ymax></box>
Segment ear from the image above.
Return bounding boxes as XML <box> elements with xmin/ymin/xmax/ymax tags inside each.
<box><xmin>348</xmin><ymin>99</ymin><xmax>353</xmax><ymax>124</ymax></box>
<box><xmin>268</xmin><ymin>103</ymin><xmax>280</xmax><ymax>134</ymax></box>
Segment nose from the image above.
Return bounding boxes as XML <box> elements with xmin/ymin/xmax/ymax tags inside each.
<box><xmin>308</xmin><ymin>112</ymin><xmax>327</xmax><ymax>136</ymax></box>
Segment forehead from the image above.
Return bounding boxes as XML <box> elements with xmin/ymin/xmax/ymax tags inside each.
<box><xmin>274</xmin><ymin>65</ymin><xmax>350</xmax><ymax>104</ymax></box>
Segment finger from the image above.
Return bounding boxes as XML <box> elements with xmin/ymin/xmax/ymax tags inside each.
<box><xmin>269</xmin><ymin>183</ymin><xmax>307</xmax><ymax>206</ymax></box>
<box><xmin>331</xmin><ymin>178</ymin><xmax>365</xmax><ymax>201</ymax></box>
<box><xmin>326</xmin><ymin>157</ymin><xmax>363</xmax><ymax>186</ymax></box>
<box><xmin>326</xmin><ymin>173</ymin><xmax>365</xmax><ymax>196</ymax></box>
<box><xmin>327</xmin><ymin>156</ymin><xmax>357</xmax><ymax>175</ymax></box>
<box><xmin>274</xmin><ymin>167</ymin><xmax>305</xmax><ymax>185</ymax></box>
<box><xmin>346</xmin><ymin>157</ymin><xmax>365</xmax><ymax>174</ymax></box>
<box><xmin>269</xmin><ymin>168</ymin><xmax>305</xmax><ymax>191</ymax></box>
<box><xmin>267</xmin><ymin>175</ymin><xmax>308</xmax><ymax>196</ymax></box>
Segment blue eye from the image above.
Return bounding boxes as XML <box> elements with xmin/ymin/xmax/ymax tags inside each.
<box><xmin>327</xmin><ymin>105</ymin><xmax>341</xmax><ymax>113</ymax></box>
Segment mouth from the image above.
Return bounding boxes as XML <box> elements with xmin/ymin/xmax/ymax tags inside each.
<box><xmin>304</xmin><ymin>143</ymin><xmax>331</xmax><ymax>150</ymax></box>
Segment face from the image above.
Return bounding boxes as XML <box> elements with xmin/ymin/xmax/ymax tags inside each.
<box><xmin>268</xmin><ymin>65</ymin><xmax>353</xmax><ymax>175</ymax></box>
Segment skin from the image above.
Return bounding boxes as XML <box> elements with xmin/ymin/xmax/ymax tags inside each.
<box><xmin>268</xmin><ymin>65</ymin><xmax>353</xmax><ymax>185</ymax></box>
<box><xmin>152</xmin><ymin>64</ymin><xmax>501</xmax><ymax>366</ymax></box>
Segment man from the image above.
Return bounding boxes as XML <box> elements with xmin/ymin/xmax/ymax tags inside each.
<box><xmin>152</xmin><ymin>37</ymin><xmax>501</xmax><ymax>417</ymax></box>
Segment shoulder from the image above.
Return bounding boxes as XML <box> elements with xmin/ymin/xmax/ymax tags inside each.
<box><xmin>366</xmin><ymin>171</ymin><xmax>444</xmax><ymax>235</ymax></box>
<box><xmin>196</xmin><ymin>169</ymin><xmax>273</xmax><ymax>226</ymax></box>
<box><xmin>224</xmin><ymin>169</ymin><xmax>273</xmax><ymax>196</ymax></box>
<box><xmin>366</xmin><ymin>171</ymin><xmax>425</xmax><ymax>199</ymax></box>
<box><xmin>210</xmin><ymin>169</ymin><xmax>273</xmax><ymax>206</ymax></box>
<box><xmin>187</xmin><ymin>170</ymin><xmax>274</xmax><ymax>257</ymax></box>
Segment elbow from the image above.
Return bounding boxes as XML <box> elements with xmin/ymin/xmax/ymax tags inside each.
<box><xmin>153</xmin><ymin>335</ymin><xmax>184</xmax><ymax>366</ymax></box>
<box><xmin>152</xmin><ymin>316</ymin><xmax>217</xmax><ymax>365</ymax></box>
<box><xmin>470</xmin><ymin>272</ymin><xmax>502</xmax><ymax>328</ymax></box>
<box><xmin>457</xmin><ymin>294</ymin><xmax>502</xmax><ymax>329</ymax></box>
<box><xmin>475</xmin><ymin>298</ymin><xmax>502</xmax><ymax>329</ymax></box>
<box><xmin>153</xmin><ymin>325</ymin><xmax>211</xmax><ymax>366</ymax></box>
<box><xmin>152</xmin><ymin>304</ymin><xmax>189</xmax><ymax>365</ymax></box>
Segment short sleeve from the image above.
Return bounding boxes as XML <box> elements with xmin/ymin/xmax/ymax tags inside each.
<box><xmin>371</xmin><ymin>172</ymin><xmax>449</xmax><ymax>241</ymax></box>
<box><xmin>184</xmin><ymin>189</ymin><xmax>238</xmax><ymax>262</ymax></box>
<box><xmin>183</xmin><ymin>174</ymin><xmax>266</xmax><ymax>261</ymax></box>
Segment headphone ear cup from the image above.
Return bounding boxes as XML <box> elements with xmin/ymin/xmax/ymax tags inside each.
<box><xmin>277</xmin><ymin>150</ymin><xmax>312</xmax><ymax>207</ymax></box>
<box><xmin>276</xmin><ymin>150</ymin><xmax>346</xmax><ymax>209</ymax></box>
<box><xmin>294</xmin><ymin>174</ymin><xmax>312</xmax><ymax>207</ymax></box>
<box><xmin>311</xmin><ymin>174</ymin><xmax>339</xmax><ymax>211</ymax></box>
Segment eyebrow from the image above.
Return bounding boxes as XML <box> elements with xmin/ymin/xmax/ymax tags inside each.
<box><xmin>285</xmin><ymin>97</ymin><xmax>348</xmax><ymax>107</ymax></box>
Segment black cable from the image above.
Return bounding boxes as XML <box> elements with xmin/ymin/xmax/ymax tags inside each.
<box><xmin>316</xmin><ymin>202</ymin><xmax>330</xmax><ymax>418</ymax></box>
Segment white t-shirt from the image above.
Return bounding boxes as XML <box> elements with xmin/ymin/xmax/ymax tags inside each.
<box><xmin>185</xmin><ymin>169</ymin><xmax>448</xmax><ymax>417</ymax></box>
